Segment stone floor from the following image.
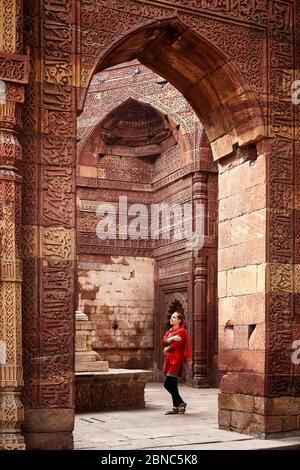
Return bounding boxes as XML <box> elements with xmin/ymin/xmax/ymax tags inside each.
<box><xmin>74</xmin><ymin>383</ymin><xmax>300</xmax><ymax>450</ymax></box>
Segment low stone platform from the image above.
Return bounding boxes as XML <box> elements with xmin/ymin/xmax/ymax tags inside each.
<box><xmin>75</xmin><ymin>369</ymin><xmax>153</xmax><ymax>412</ymax></box>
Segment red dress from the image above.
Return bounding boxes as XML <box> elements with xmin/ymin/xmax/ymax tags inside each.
<box><xmin>162</xmin><ymin>324</ymin><xmax>191</xmax><ymax>377</ymax></box>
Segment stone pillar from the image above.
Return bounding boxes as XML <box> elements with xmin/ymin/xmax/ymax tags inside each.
<box><xmin>0</xmin><ymin>0</ymin><xmax>28</xmax><ymax>449</ymax></box>
<box><xmin>218</xmin><ymin>11</ymin><xmax>300</xmax><ymax>437</ymax></box>
<box><xmin>193</xmin><ymin>256</ymin><xmax>209</xmax><ymax>386</ymax></box>
<box><xmin>192</xmin><ymin>173</ymin><xmax>209</xmax><ymax>386</ymax></box>
<box><xmin>217</xmin><ymin>141</ymin><xmax>300</xmax><ymax>437</ymax></box>
<box><xmin>20</xmin><ymin>0</ymin><xmax>77</xmax><ymax>449</ymax></box>
<box><xmin>0</xmin><ymin>69</ymin><xmax>28</xmax><ymax>449</ymax></box>
<box><xmin>0</xmin><ymin>1</ymin><xmax>23</xmax><ymax>55</ymax></box>
<box><xmin>217</xmin><ymin>144</ymin><xmax>268</xmax><ymax>435</ymax></box>
<box><xmin>185</xmin><ymin>257</ymin><xmax>194</xmax><ymax>385</ymax></box>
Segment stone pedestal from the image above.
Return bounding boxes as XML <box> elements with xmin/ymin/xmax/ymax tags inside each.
<box><xmin>75</xmin><ymin>311</ymin><xmax>109</xmax><ymax>372</ymax></box>
<box><xmin>76</xmin><ymin>369</ymin><xmax>153</xmax><ymax>412</ymax></box>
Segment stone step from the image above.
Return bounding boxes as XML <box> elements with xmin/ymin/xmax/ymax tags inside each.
<box><xmin>76</xmin><ymin>352</ymin><xmax>100</xmax><ymax>362</ymax></box>
<box><xmin>76</xmin><ymin>361</ymin><xmax>109</xmax><ymax>372</ymax></box>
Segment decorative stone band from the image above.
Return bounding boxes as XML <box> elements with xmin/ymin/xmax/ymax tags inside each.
<box><xmin>0</xmin><ymin>101</ymin><xmax>23</xmax><ymax>130</ymax></box>
<box><xmin>75</xmin><ymin>332</ymin><xmax>87</xmax><ymax>352</ymax></box>
<box><xmin>0</xmin><ymin>52</ymin><xmax>29</xmax><ymax>85</ymax></box>
<box><xmin>0</xmin><ymin>260</ymin><xmax>22</xmax><ymax>282</ymax></box>
<box><xmin>0</xmin><ymin>364</ymin><xmax>23</xmax><ymax>388</ymax></box>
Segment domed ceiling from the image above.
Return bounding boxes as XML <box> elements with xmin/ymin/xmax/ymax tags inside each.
<box><xmin>99</xmin><ymin>98</ymin><xmax>173</xmax><ymax>148</ymax></box>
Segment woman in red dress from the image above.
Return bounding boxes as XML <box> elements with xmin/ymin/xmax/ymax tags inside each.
<box><xmin>161</xmin><ymin>311</ymin><xmax>191</xmax><ymax>415</ymax></box>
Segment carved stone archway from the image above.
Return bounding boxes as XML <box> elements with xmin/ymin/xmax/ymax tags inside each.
<box><xmin>165</xmin><ymin>292</ymin><xmax>188</xmax><ymax>323</ymax></box>
<box><xmin>11</xmin><ymin>0</ymin><xmax>300</xmax><ymax>448</ymax></box>
<box><xmin>77</xmin><ymin>81</ymin><xmax>198</xmax><ymax>164</ymax></box>
<box><xmin>79</xmin><ymin>16</ymin><xmax>266</xmax><ymax>160</ymax></box>
<box><xmin>78</xmin><ymin>96</ymin><xmax>189</xmax><ymax>165</ymax></box>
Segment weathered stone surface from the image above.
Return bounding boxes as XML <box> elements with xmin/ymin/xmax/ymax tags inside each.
<box><xmin>219</xmin><ymin>210</ymin><xmax>266</xmax><ymax>250</ymax></box>
<box><xmin>220</xmin><ymin>372</ymin><xmax>265</xmax><ymax>397</ymax></box>
<box><xmin>218</xmin><ymin>155</ymin><xmax>266</xmax><ymax>199</ymax></box>
<box><xmin>77</xmin><ymin>257</ymin><xmax>155</xmax><ymax>369</ymax></box>
<box><xmin>218</xmin><ymin>238</ymin><xmax>266</xmax><ymax>271</ymax></box>
<box><xmin>218</xmin><ymin>325</ymin><xmax>234</xmax><ymax>350</ymax></box>
<box><xmin>77</xmin><ymin>63</ymin><xmax>218</xmax><ymax>385</ymax></box>
<box><xmin>24</xmin><ymin>432</ymin><xmax>73</xmax><ymax>450</ymax></box>
<box><xmin>230</xmin><ymin>411</ymin><xmax>282</xmax><ymax>435</ymax></box>
<box><xmin>219</xmin><ymin>393</ymin><xmax>254</xmax><ymax>413</ymax></box>
<box><xmin>76</xmin><ymin>362</ymin><xmax>109</xmax><ymax>372</ymax></box>
<box><xmin>219</xmin><ymin>293</ymin><xmax>265</xmax><ymax>326</ymax></box>
<box><xmin>218</xmin><ymin>409</ymin><xmax>231</xmax><ymax>428</ymax></box>
<box><xmin>219</xmin><ymin>351</ymin><xmax>265</xmax><ymax>374</ymax></box>
<box><xmin>227</xmin><ymin>265</ymin><xmax>258</xmax><ymax>296</ymax></box>
<box><xmin>257</xmin><ymin>264</ymin><xmax>266</xmax><ymax>293</ymax></box>
<box><xmin>79</xmin><ymin>166</ymin><xmax>98</xmax><ymax>178</ymax></box>
<box><xmin>248</xmin><ymin>324</ymin><xmax>265</xmax><ymax>351</ymax></box>
<box><xmin>232</xmin><ymin>325</ymin><xmax>251</xmax><ymax>351</ymax></box>
<box><xmin>218</xmin><ymin>271</ymin><xmax>227</xmax><ymax>298</ymax></box>
<box><xmin>219</xmin><ymin>183</ymin><xmax>266</xmax><ymax>223</ymax></box>
<box><xmin>22</xmin><ymin>409</ymin><xmax>74</xmax><ymax>433</ymax></box>
<box><xmin>254</xmin><ymin>396</ymin><xmax>300</xmax><ymax>416</ymax></box>
<box><xmin>220</xmin><ymin>394</ymin><xmax>300</xmax><ymax>436</ymax></box>
<box><xmin>75</xmin><ymin>370</ymin><xmax>153</xmax><ymax>412</ymax></box>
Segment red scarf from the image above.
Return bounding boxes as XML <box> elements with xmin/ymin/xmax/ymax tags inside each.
<box><xmin>181</xmin><ymin>320</ymin><xmax>191</xmax><ymax>359</ymax></box>
<box><xmin>168</xmin><ymin>320</ymin><xmax>191</xmax><ymax>359</ymax></box>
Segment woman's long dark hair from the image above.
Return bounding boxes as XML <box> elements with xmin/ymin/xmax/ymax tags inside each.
<box><xmin>176</xmin><ymin>311</ymin><xmax>185</xmax><ymax>327</ymax></box>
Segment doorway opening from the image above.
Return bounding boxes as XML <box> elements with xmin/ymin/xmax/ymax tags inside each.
<box><xmin>75</xmin><ymin>56</ymin><xmax>219</xmax><ymax>399</ymax></box>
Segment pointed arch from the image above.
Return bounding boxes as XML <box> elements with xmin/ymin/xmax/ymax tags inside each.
<box><xmin>77</xmin><ymin>95</ymin><xmax>192</xmax><ymax>165</ymax></box>
<box><xmin>79</xmin><ymin>16</ymin><xmax>266</xmax><ymax>160</ymax></box>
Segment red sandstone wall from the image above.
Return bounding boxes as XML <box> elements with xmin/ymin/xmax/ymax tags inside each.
<box><xmin>78</xmin><ymin>255</ymin><xmax>154</xmax><ymax>369</ymax></box>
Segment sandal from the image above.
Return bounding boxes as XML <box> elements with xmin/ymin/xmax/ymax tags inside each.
<box><xmin>178</xmin><ymin>402</ymin><xmax>187</xmax><ymax>414</ymax></box>
<box><xmin>165</xmin><ymin>407</ymin><xmax>179</xmax><ymax>415</ymax></box>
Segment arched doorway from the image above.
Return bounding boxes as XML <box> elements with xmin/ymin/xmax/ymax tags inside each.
<box><xmin>22</xmin><ymin>2</ymin><xmax>295</xmax><ymax>449</ymax></box>
<box><xmin>77</xmin><ymin>16</ymin><xmax>264</xmax><ymax>389</ymax></box>
<box><xmin>76</xmin><ymin>60</ymin><xmax>218</xmax><ymax>385</ymax></box>
<box><xmin>79</xmin><ymin>17</ymin><xmax>264</xmax><ymax>158</ymax></box>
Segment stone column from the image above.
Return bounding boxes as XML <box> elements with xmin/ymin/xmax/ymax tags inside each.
<box><xmin>193</xmin><ymin>257</ymin><xmax>209</xmax><ymax>386</ymax></box>
<box><xmin>217</xmin><ymin>144</ymin><xmax>268</xmax><ymax>435</ymax></box>
<box><xmin>192</xmin><ymin>173</ymin><xmax>209</xmax><ymax>386</ymax></box>
<box><xmin>185</xmin><ymin>257</ymin><xmax>194</xmax><ymax>385</ymax></box>
<box><xmin>0</xmin><ymin>67</ymin><xmax>28</xmax><ymax>449</ymax></box>
<box><xmin>0</xmin><ymin>0</ymin><xmax>28</xmax><ymax>449</ymax></box>
<box><xmin>21</xmin><ymin>1</ymin><xmax>77</xmax><ymax>449</ymax></box>
<box><xmin>218</xmin><ymin>10</ymin><xmax>300</xmax><ymax>437</ymax></box>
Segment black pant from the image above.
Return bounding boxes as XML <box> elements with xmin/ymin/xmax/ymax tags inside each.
<box><xmin>164</xmin><ymin>375</ymin><xmax>184</xmax><ymax>408</ymax></box>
